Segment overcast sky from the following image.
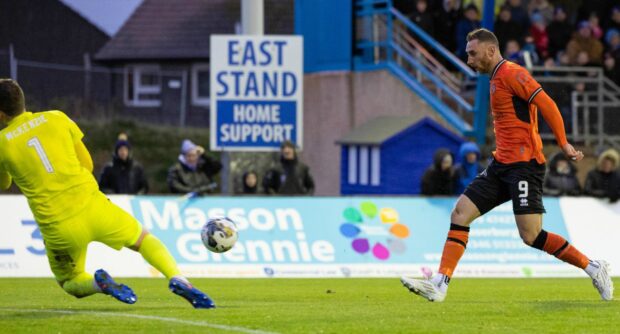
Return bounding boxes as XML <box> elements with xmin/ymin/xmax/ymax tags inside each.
<box><xmin>60</xmin><ymin>0</ymin><xmax>143</xmax><ymax>36</ymax></box>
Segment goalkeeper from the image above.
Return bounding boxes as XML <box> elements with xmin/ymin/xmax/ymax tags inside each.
<box><xmin>0</xmin><ymin>79</ymin><xmax>214</xmax><ymax>308</ymax></box>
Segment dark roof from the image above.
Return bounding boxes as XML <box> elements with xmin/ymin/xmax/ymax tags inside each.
<box><xmin>337</xmin><ymin>115</ymin><xmax>425</xmax><ymax>145</ymax></box>
<box><xmin>0</xmin><ymin>0</ymin><xmax>110</xmax><ymax>64</ymax></box>
<box><xmin>337</xmin><ymin>116</ymin><xmax>462</xmax><ymax>145</ymax></box>
<box><xmin>95</xmin><ymin>0</ymin><xmax>294</xmax><ymax>61</ymax></box>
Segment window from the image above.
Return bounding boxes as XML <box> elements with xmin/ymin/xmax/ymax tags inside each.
<box><xmin>191</xmin><ymin>64</ymin><xmax>210</xmax><ymax>106</ymax></box>
<box><xmin>124</xmin><ymin>65</ymin><xmax>161</xmax><ymax>107</ymax></box>
<box><xmin>347</xmin><ymin>145</ymin><xmax>381</xmax><ymax>186</ymax></box>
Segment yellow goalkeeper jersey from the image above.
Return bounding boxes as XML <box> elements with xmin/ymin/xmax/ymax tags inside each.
<box><xmin>0</xmin><ymin>111</ymin><xmax>98</xmax><ymax>224</ymax></box>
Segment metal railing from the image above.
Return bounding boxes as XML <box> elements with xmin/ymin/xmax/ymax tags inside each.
<box><xmin>354</xmin><ymin>0</ymin><xmax>481</xmax><ymax>138</ymax></box>
<box><xmin>531</xmin><ymin>66</ymin><xmax>620</xmax><ymax>150</ymax></box>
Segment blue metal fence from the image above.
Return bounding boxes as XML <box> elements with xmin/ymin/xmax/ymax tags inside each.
<box><xmin>353</xmin><ymin>0</ymin><xmax>489</xmax><ymax>143</ymax></box>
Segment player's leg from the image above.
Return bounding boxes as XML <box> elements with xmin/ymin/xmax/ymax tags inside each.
<box><xmin>129</xmin><ymin>230</ymin><xmax>215</xmax><ymax>308</ymax></box>
<box><xmin>511</xmin><ymin>161</ymin><xmax>613</xmax><ymax>300</ymax></box>
<box><xmin>129</xmin><ymin>229</ymin><xmax>181</xmax><ymax>279</ymax></box>
<box><xmin>402</xmin><ymin>160</ymin><xmax>509</xmax><ymax>301</ymax></box>
<box><xmin>40</xmin><ymin>220</ymin><xmax>101</xmax><ymax>299</ymax></box>
<box><xmin>93</xmin><ymin>194</ymin><xmax>214</xmax><ymax>308</ymax></box>
<box><xmin>401</xmin><ymin>194</ymin><xmax>480</xmax><ymax>302</ymax></box>
<box><xmin>515</xmin><ymin>213</ymin><xmax>613</xmax><ymax>300</ymax></box>
<box><xmin>46</xmin><ymin>247</ymin><xmax>100</xmax><ymax>298</ymax></box>
<box><xmin>89</xmin><ymin>194</ymin><xmax>179</xmax><ymax>278</ymax></box>
<box><xmin>437</xmin><ymin>195</ymin><xmax>480</xmax><ymax>277</ymax></box>
<box><xmin>515</xmin><ymin>213</ymin><xmax>587</xmax><ymax>266</ymax></box>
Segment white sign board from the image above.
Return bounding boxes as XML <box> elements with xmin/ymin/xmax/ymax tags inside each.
<box><xmin>210</xmin><ymin>35</ymin><xmax>303</xmax><ymax>151</ymax></box>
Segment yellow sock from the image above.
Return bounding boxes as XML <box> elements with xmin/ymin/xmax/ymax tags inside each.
<box><xmin>63</xmin><ymin>272</ymin><xmax>98</xmax><ymax>298</ymax></box>
<box><xmin>138</xmin><ymin>234</ymin><xmax>182</xmax><ymax>279</ymax></box>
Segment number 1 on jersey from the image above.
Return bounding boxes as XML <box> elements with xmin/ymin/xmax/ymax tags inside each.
<box><xmin>27</xmin><ymin>137</ymin><xmax>54</xmax><ymax>173</ymax></box>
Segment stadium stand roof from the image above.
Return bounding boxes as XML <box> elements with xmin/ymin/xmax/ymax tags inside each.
<box><xmin>95</xmin><ymin>0</ymin><xmax>294</xmax><ymax>61</ymax></box>
<box><xmin>336</xmin><ymin>115</ymin><xmax>427</xmax><ymax>145</ymax></box>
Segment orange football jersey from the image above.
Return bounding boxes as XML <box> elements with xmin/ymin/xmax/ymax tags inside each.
<box><xmin>489</xmin><ymin>59</ymin><xmax>561</xmax><ymax>164</ymax></box>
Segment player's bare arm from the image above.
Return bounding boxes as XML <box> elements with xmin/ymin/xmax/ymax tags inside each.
<box><xmin>531</xmin><ymin>90</ymin><xmax>584</xmax><ymax>161</ymax></box>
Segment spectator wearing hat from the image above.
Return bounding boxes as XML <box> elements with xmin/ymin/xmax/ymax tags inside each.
<box><xmin>566</xmin><ymin>21</ymin><xmax>604</xmax><ymax>65</ymax></box>
<box><xmin>98</xmin><ymin>140</ymin><xmax>148</xmax><ymax>194</ymax></box>
<box><xmin>584</xmin><ymin>148</ymin><xmax>620</xmax><ymax>202</ymax></box>
<box><xmin>263</xmin><ymin>140</ymin><xmax>315</xmax><ymax>195</ymax></box>
<box><xmin>167</xmin><ymin>139</ymin><xmax>222</xmax><ymax>195</ymax></box>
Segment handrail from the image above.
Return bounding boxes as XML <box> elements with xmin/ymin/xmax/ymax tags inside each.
<box><xmin>533</xmin><ymin>65</ymin><xmax>620</xmax><ymax>149</ymax></box>
<box><xmin>387</xmin><ymin>63</ymin><xmax>472</xmax><ymax>133</ymax></box>
<box><xmin>392</xmin><ymin>22</ymin><xmax>461</xmax><ymax>90</ymax></box>
<box><xmin>604</xmin><ymin>76</ymin><xmax>620</xmax><ymax>93</ymax></box>
<box><xmin>354</xmin><ymin>0</ymin><xmax>479</xmax><ymax>138</ymax></box>
<box><xmin>390</xmin><ymin>7</ymin><xmax>476</xmax><ymax>79</ymax></box>
<box><xmin>530</xmin><ymin>66</ymin><xmax>604</xmax><ymax>73</ymax></box>
<box><xmin>391</xmin><ymin>42</ymin><xmax>472</xmax><ymax>111</ymax></box>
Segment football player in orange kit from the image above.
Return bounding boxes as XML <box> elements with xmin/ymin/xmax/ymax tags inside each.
<box><xmin>401</xmin><ymin>28</ymin><xmax>613</xmax><ymax>302</ymax></box>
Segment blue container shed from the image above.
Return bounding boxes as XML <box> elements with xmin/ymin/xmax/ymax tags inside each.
<box><xmin>338</xmin><ymin>116</ymin><xmax>466</xmax><ymax>195</ymax></box>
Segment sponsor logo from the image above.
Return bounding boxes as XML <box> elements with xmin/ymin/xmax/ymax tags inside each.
<box><xmin>339</xmin><ymin>201</ymin><xmax>410</xmax><ymax>261</ymax></box>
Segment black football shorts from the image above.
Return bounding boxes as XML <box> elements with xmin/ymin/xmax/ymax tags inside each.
<box><xmin>463</xmin><ymin>158</ymin><xmax>546</xmax><ymax>215</ymax></box>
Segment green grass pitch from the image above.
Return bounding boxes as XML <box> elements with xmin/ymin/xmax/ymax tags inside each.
<box><xmin>1</xmin><ymin>277</ymin><xmax>618</xmax><ymax>333</ymax></box>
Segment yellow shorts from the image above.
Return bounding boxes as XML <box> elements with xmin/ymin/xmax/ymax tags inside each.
<box><xmin>38</xmin><ymin>192</ymin><xmax>142</xmax><ymax>283</ymax></box>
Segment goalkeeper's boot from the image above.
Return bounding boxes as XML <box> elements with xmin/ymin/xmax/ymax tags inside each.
<box><xmin>94</xmin><ymin>269</ymin><xmax>137</xmax><ymax>304</ymax></box>
<box><xmin>169</xmin><ymin>277</ymin><xmax>215</xmax><ymax>309</ymax></box>
<box><xmin>400</xmin><ymin>276</ymin><xmax>446</xmax><ymax>302</ymax></box>
<box><xmin>590</xmin><ymin>260</ymin><xmax>614</xmax><ymax>301</ymax></box>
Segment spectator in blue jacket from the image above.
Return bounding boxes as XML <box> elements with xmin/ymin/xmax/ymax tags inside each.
<box><xmin>454</xmin><ymin>142</ymin><xmax>484</xmax><ymax>194</ymax></box>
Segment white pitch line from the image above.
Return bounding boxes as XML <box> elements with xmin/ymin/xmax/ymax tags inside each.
<box><xmin>1</xmin><ymin>308</ymin><xmax>278</xmax><ymax>334</ymax></box>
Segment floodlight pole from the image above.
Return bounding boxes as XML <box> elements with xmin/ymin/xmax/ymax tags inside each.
<box><xmin>242</xmin><ymin>0</ymin><xmax>264</xmax><ymax>35</ymax></box>
<box><xmin>221</xmin><ymin>0</ymin><xmax>264</xmax><ymax>195</ymax></box>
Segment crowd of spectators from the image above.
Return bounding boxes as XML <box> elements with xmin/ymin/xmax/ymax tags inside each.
<box><xmin>96</xmin><ymin>1</ymin><xmax>620</xmax><ymax>199</ymax></box>
<box><xmin>395</xmin><ymin>0</ymin><xmax>620</xmax><ymax>85</ymax></box>
<box><xmin>97</xmin><ymin>135</ymin><xmax>315</xmax><ymax>197</ymax></box>
<box><xmin>395</xmin><ymin>0</ymin><xmax>620</xmax><ymax>201</ymax></box>
<box><xmin>97</xmin><ymin>133</ymin><xmax>620</xmax><ymax>200</ymax></box>
<box><xmin>422</xmin><ymin>145</ymin><xmax>620</xmax><ymax>202</ymax></box>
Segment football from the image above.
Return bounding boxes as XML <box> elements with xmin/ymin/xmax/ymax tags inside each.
<box><xmin>201</xmin><ymin>217</ymin><xmax>238</xmax><ymax>253</ymax></box>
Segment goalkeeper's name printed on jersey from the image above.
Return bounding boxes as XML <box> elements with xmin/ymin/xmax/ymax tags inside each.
<box><xmin>4</xmin><ymin>115</ymin><xmax>47</xmax><ymax>141</ymax></box>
